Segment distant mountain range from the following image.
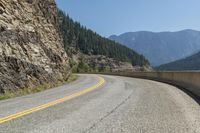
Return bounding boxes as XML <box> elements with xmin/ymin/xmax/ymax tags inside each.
<box><xmin>156</xmin><ymin>51</ymin><xmax>200</xmax><ymax>71</ymax></box>
<box><xmin>109</xmin><ymin>29</ymin><xmax>200</xmax><ymax>66</ymax></box>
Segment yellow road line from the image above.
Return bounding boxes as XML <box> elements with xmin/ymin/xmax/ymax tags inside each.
<box><xmin>0</xmin><ymin>76</ymin><xmax>105</xmax><ymax>124</ymax></box>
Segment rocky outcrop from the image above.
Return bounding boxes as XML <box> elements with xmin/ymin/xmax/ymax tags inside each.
<box><xmin>84</xmin><ymin>55</ymin><xmax>135</xmax><ymax>72</ymax></box>
<box><xmin>0</xmin><ymin>0</ymin><xmax>70</xmax><ymax>93</ymax></box>
<box><xmin>73</xmin><ymin>54</ymin><xmax>151</xmax><ymax>72</ymax></box>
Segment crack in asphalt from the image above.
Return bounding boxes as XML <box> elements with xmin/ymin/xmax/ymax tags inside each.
<box><xmin>84</xmin><ymin>91</ymin><xmax>133</xmax><ymax>133</ymax></box>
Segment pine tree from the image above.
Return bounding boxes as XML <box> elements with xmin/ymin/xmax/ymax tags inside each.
<box><xmin>57</xmin><ymin>9</ymin><xmax>149</xmax><ymax>67</ymax></box>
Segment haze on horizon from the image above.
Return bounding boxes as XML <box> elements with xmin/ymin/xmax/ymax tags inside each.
<box><xmin>56</xmin><ymin>0</ymin><xmax>200</xmax><ymax>37</ymax></box>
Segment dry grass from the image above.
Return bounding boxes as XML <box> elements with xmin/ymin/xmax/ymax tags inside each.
<box><xmin>0</xmin><ymin>74</ymin><xmax>77</xmax><ymax>100</ymax></box>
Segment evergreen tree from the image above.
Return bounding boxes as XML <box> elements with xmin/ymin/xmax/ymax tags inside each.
<box><xmin>57</xmin><ymin>9</ymin><xmax>149</xmax><ymax>66</ymax></box>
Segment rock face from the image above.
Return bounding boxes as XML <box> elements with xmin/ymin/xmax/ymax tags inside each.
<box><xmin>0</xmin><ymin>0</ymin><xmax>70</xmax><ymax>93</ymax></box>
<box><xmin>84</xmin><ymin>55</ymin><xmax>135</xmax><ymax>72</ymax></box>
<box><xmin>73</xmin><ymin>54</ymin><xmax>151</xmax><ymax>72</ymax></box>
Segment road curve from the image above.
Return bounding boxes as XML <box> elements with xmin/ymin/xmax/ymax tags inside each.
<box><xmin>0</xmin><ymin>74</ymin><xmax>199</xmax><ymax>133</ymax></box>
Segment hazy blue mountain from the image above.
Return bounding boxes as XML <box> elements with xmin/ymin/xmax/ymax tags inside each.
<box><xmin>109</xmin><ymin>29</ymin><xmax>200</xmax><ymax>66</ymax></box>
<box><xmin>156</xmin><ymin>51</ymin><xmax>200</xmax><ymax>71</ymax></box>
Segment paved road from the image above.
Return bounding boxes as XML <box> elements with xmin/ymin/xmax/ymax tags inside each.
<box><xmin>0</xmin><ymin>74</ymin><xmax>199</xmax><ymax>133</ymax></box>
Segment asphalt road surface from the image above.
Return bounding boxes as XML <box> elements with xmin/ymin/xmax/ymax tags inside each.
<box><xmin>0</xmin><ymin>74</ymin><xmax>199</xmax><ymax>133</ymax></box>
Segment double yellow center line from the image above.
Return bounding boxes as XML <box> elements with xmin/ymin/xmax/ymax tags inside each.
<box><xmin>0</xmin><ymin>76</ymin><xmax>105</xmax><ymax>124</ymax></box>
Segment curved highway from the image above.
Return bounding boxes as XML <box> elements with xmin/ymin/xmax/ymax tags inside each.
<box><xmin>0</xmin><ymin>74</ymin><xmax>199</xmax><ymax>133</ymax></box>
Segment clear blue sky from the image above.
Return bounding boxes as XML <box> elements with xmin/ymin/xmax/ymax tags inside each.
<box><xmin>56</xmin><ymin>0</ymin><xmax>200</xmax><ymax>37</ymax></box>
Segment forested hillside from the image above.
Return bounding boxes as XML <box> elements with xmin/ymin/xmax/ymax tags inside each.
<box><xmin>57</xmin><ymin>10</ymin><xmax>149</xmax><ymax>67</ymax></box>
<box><xmin>156</xmin><ymin>52</ymin><xmax>200</xmax><ymax>71</ymax></box>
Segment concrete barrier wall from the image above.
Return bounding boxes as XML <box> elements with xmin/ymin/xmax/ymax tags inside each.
<box><xmin>95</xmin><ymin>72</ymin><xmax>200</xmax><ymax>98</ymax></box>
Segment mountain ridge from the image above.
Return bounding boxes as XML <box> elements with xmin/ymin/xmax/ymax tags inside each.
<box><xmin>109</xmin><ymin>29</ymin><xmax>200</xmax><ymax>66</ymax></box>
<box><xmin>111</xmin><ymin>29</ymin><xmax>200</xmax><ymax>37</ymax></box>
<box><xmin>156</xmin><ymin>51</ymin><xmax>200</xmax><ymax>71</ymax></box>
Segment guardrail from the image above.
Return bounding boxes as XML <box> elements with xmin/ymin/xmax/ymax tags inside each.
<box><xmin>92</xmin><ymin>72</ymin><xmax>200</xmax><ymax>98</ymax></box>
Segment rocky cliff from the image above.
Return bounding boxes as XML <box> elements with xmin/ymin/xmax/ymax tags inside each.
<box><xmin>0</xmin><ymin>0</ymin><xmax>70</xmax><ymax>93</ymax></box>
<box><xmin>71</xmin><ymin>53</ymin><xmax>152</xmax><ymax>73</ymax></box>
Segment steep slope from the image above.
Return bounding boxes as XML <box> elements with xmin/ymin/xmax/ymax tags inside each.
<box><xmin>109</xmin><ymin>30</ymin><xmax>200</xmax><ymax>66</ymax></box>
<box><xmin>156</xmin><ymin>52</ymin><xmax>200</xmax><ymax>71</ymax></box>
<box><xmin>0</xmin><ymin>0</ymin><xmax>70</xmax><ymax>93</ymax></box>
<box><xmin>58</xmin><ymin>10</ymin><xmax>150</xmax><ymax>72</ymax></box>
